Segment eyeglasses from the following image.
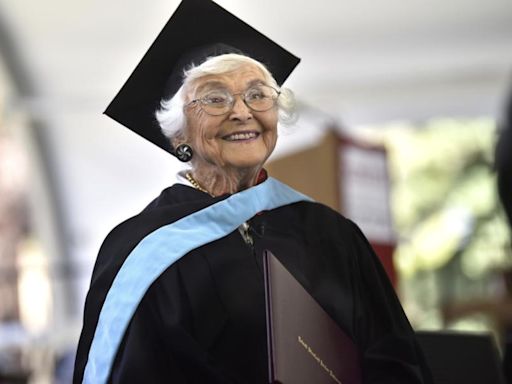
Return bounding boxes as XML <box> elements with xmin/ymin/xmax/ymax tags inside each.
<box><xmin>186</xmin><ymin>84</ymin><xmax>280</xmax><ymax>116</ymax></box>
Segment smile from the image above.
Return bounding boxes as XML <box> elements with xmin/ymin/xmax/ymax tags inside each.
<box><xmin>223</xmin><ymin>131</ymin><xmax>260</xmax><ymax>141</ymax></box>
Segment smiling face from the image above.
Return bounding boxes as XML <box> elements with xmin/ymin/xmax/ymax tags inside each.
<box><xmin>183</xmin><ymin>63</ymin><xmax>278</xmax><ymax>175</ymax></box>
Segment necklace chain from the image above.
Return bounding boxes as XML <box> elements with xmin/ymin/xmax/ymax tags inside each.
<box><xmin>185</xmin><ymin>172</ymin><xmax>211</xmax><ymax>195</ymax></box>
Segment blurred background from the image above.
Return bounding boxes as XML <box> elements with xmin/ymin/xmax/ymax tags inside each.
<box><xmin>1</xmin><ymin>0</ymin><xmax>512</xmax><ymax>382</ymax></box>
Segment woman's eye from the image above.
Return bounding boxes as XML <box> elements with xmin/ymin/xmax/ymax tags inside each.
<box><xmin>203</xmin><ymin>94</ymin><xmax>228</xmax><ymax>105</ymax></box>
<box><xmin>246</xmin><ymin>90</ymin><xmax>266</xmax><ymax>100</ymax></box>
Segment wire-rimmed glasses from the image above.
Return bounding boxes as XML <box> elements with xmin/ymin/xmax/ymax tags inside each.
<box><xmin>186</xmin><ymin>84</ymin><xmax>280</xmax><ymax>116</ymax></box>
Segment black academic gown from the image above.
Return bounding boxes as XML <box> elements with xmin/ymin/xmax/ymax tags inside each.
<box><xmin>73</xmin><ymin>184</ymin><xmax>432</xmax><ymax>384</ymax></box>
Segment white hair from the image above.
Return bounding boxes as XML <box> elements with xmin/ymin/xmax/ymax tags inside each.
<box><xmin>155</xmin><ymin>53</ymin><xmax>297</xmax><ymax>141</ymax></box>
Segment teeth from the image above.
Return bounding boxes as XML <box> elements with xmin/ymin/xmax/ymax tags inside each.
<box><xmin>225</xmin><ymin>132</ymin><xmax>258</xmax><ymax>141</ymax></box>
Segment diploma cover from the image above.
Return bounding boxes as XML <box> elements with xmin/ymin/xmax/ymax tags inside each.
<box><xmin>263</xmin><ymin>250</ymin><xmax>362</xmax><ymax>384</ymax></box>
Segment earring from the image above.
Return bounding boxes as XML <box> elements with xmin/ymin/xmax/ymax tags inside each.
<box><xmin>175</xmin><ymin>143</ymin><xmax>193</xmax><ymax>162</ymax></box>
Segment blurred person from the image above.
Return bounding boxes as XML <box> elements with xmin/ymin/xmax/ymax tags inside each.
<box><xmin>442</xmin><ymin>85</ymin><xmax>512</xmax><ymax>383</ymax></box>
<box><xmin>496</xmin><ymin>85</ymin><xmax>512</xmax><ymax>228</ymax></box>
<box><xmin>496</xmin><ymin>83</ymin><xmax>512</xmax><ymax>383</ymax></box>
<box><xmin>73</xmin><ymin>1</ymin><xmax>432</xmax><ymax>383</ymax></box>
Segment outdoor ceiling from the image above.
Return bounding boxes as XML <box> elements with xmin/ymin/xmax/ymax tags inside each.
<box><xmin>2</xmin><ymin>0</ymin><xmax>512</xmax><ymax>123</ymax></box>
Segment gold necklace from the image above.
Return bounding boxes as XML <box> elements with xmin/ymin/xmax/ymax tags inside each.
<box><xmin>185</xmin><ymin>172</ymin><xmax>212</xmax><ymax>195</ymax></box>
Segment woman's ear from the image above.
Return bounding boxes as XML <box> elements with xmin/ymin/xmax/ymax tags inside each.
<box><xmin>170</xmin><ymin>137</ymin><xmax>181</xmax><ymax>150</ymax></box>
<box><xmin>170</xmin><ymin>131</ymin><xmax>187</xmax><ymax>149</ymax></box>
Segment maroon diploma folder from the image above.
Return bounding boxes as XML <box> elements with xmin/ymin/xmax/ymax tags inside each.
<box><xmin>263</xmin><ymin>250</ymin><xmax>362</xmax><ymax>384</ymax></box>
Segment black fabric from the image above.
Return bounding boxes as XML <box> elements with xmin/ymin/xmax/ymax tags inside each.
<box><xmin>497</xmin><ymin>92</ymin><xmax>512</xmax><ymax>384</ymax></box>
<box><xmin>416</xmin><ymin>331</ymin><xmax>506</xmax><ymax>384</ymax></box>
<box><xmin>73</xmin><ymin>184</ymin><xmax>433</xmax><ymax>384</ymax></box>
<box><xmin>496</xmin><ymin>92</ymin><xmax>512</xmax><ymax>227</ymax></box>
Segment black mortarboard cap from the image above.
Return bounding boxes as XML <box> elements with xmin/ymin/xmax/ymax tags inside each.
<box><xmin>104</xmin><ymin>0</ymin><xmax>300</xmax><ymax>156</ymax></box>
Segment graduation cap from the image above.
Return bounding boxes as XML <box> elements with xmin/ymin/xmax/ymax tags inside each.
<box><xmin>104</xmin><ymin>0</ymin><xmax>300</xmax><ymax>157</ymax></box>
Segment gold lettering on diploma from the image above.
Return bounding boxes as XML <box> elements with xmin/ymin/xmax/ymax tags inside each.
<box><xmin>297</xmin><ymin>336</ymin><xmax>342</xmax><ymax>384</ymax></box>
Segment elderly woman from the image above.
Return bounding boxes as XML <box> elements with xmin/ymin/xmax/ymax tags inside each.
<box><xmin>158</xmin><ymin>53</ymin><xmax>295</xmax><ymax>195</ymax></box>
<box><xmin>73</xmin><ymin>1</ymin><xmax>432</xmax><ymax>383</ymax></box>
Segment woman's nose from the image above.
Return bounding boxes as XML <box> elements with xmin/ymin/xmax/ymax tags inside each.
<box><xmin>229</xmin><ymin>96</ymin><xmax>253</xmax><ymax>122</ymax></box>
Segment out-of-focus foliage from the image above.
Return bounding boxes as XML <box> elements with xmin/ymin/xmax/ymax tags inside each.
<box><xmin>359</xmin><ymin>118</ymin><xmax>511</xmax><ymax>331</ymax></box>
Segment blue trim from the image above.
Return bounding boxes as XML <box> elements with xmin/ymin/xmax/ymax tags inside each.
<box><xmin>83</xmin><ymin>177</ymin><xmax>311</xmax><ymax>383</ymax></box>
